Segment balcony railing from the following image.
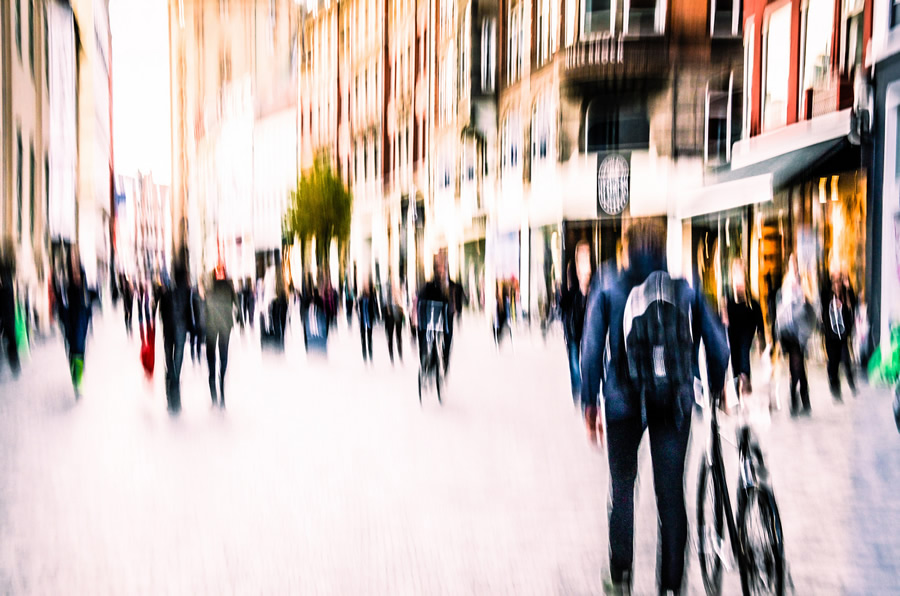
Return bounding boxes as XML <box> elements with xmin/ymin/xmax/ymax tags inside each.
<box><xmin>562</xmin><ymin>35</ymin><xmax>668</xmax><ymax>84</ymax></box>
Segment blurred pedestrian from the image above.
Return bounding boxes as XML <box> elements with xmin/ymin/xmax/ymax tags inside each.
<box><xmin>580</xmin><ymin>219</ymin><xmax>729</xmax><ymax>595</ymax></box>
<box><xmin>58</xmin><ymin>251</ymin><xmax>96</xmax><ymax>397</ymax></box>
<box><xmin>561</xmin><ymin>241</ymin><xmax>593</xmax><ymax>405</ymax></box>
<box><xmin>494</xmin><ymin>283</ymin><xmax>511</xmax><ymax>348</ymax></box>
<box><xmin>358</xmin><ymin>280</ymin><xmax>376</xmax><ymax>363</ymax></box>
<box><xmin>242</xmin><ymin>277</ymin><xmax>255</xmax><ymax>329</ymax></box>
<box><xmin>775</xmin><ymin>256</ymin><xmax>817</xmax><ymax>416</ymax></box>
<box><xmin>121</xmin><ymin>274</ymin><xmax>134</xmax><ymax>336</ymax></box>
<box><xmin>160</xmin><ymin>261</ymin><xmax>192</xmax><ymax>414</ymax></box>
<box><xmin>205</xmin><ymin>261</ymin><xmax>238</xmax><ymax>407</ymax></box>
<box><xmin>723</xmin><ymin>259</ymin><xmax>765</xmax><ymax>398</ymax></box>
<box><xmin>0</xmin><ymin>242</ymin><xmax>20</xmax><ymax>376</ymax></box>
<box><xmin>189</xmin><ymin>279</ymin><xmax>205</xmax><ymax>363</ymax></box>
<box><xmin>821</xmin><ymin>271</ymin><xmax>857</xmax><ymax>401</ymax></box>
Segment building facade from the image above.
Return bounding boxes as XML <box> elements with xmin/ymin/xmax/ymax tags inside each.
<box><xmin>168</xmin><ymin>0</ymin><xmax>300</xmax><ymax>281</ymax></box>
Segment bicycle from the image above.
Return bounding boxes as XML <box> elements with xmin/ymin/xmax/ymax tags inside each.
<box><xmin>696</xmin><ymin>389</ymin><xmax>786</xmax><ymax>595</ymax></box>
<box><xmin>417</xmin><ymin>300</ymin><xmax>446</xmax><ymax>405</ymax></box>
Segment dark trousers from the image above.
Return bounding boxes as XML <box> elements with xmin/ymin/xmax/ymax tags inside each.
<box><xmin>206</xmin><ymin>328</ymin><xmax>231</xmax><ymax>404</ymax></box>
<box><xmin>386</xmin><ymin>317</ymin><xmax>403</xmax><ymax>362</ymax></box>
<box><xmin>164</xmin><ymin>332</ymin><xmax>185</xmax><ymax>411</ymax></box>
<box><xmin>0</xmin><ymin>291</ymin><xmax>20</xmax><ymax>373</ymax></box>
<box><xmin>189</xmin><ymin>329</ymin><xmax>204</xmax><ymax>362</ymax></box>
<box><xmin>566</xmin><ymin>340</ymin><xmax>581</xmax><ymax>402</ymax></box>
<box><xmin>123</xmin><ymin>302</ymin><xmax>133</xmax><ymax>335</ymax></box>
<box><xmin>781</xmin><ymin>337</ymin><xmax>810</xmax><ymax>412</ymax></box>
<box><xmin>825</xmin><ymin>336</ymin><xmax>856</xmax><ymax>397</ymax></box>
<box><xmin>606</xmin><ymin>412</ymin><xmax>692</xmax><ymax>591</ymax></box>
<box><xmin>360</xmin><ymin>325</ymin><xmax>373</xmax><ymax>361</ymax></box>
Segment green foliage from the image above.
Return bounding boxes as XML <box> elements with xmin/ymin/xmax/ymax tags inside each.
<box><xmin>284</xmin><ymin>157</ymin><xmax>352</xmax><ymax>269</ymax></box>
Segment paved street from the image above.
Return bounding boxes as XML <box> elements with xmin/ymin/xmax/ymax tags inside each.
<box><xmin>0</xmin><ymin>305</ymin><xmax>898</xmax><ymax>595</ymax></box>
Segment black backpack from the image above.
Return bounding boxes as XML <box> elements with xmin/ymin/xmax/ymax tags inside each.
<box><xmin>623</xmin><ymin>271</ymin><xmax>695</xmax><ymax>423</ymax></box>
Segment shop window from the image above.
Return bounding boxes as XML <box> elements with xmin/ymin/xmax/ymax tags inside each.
<box><xmin>585</xmin><ymin>100</ymin><xmax>650</xmax><ymax>152</ymax></box>
<box><xmin>625</xmin><ymin>0</ymin><xmax>662</xmax><ymax>36</ymax></box>
<box><xmin>711</xmin><ymin>0</ymin><xmax>741</xmax><ymax>37</ymax></box>
<box><xmin>762</xmin><ymin>2</ymin><xmax>791</xmax><ymax>131</ymax></box>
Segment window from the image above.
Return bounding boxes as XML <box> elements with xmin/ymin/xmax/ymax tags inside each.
<box><xmin>460</xmin><ymin>5</ymin><xmax>471</xmax><ymax>99</ymax></box>
<box><xmin>44</xmin><ymin>155</ymin><xmax>49</xmax><ymax>234</ymax></box>
<box><xmin>895</xmin><ymin>106</ymin><xmax>900</xmax><ymax>176</ymax></box>
<box><xmin>800</xmin><ymin>0</ymin><xmax>833</xmax><ymax>96</ymax></box>
<box><xmin>585</xmin><ymin>99</ymin><xmax>650</xmax><ymax>151</ymax></box>
<box><xmin>706</xmin><ymin>88</ymin><xmax>730</xmax><ymax>164</ymax></box>
<box><xmin>16</xmin><ymin>131</ymin><xmax>23</xmax><ymax>241</ymax></box>
<box><xmin>501</xmin><ymin>113</ymin><xmax>522</xmax><ymax>173</ymax></box>
<box><xmin>481</xmin><ymin>18</ymin><xmax>496</xmax><ymax>92</ymax></box>
<box><xmin>30</xmin><ymin>142</ymin><xmax>35</xmax><ymax>237</ymax></box>
<box><xmin>44</xmin><ymin>11</ymin><xmax>48</xmax><ymax>87</ymax></box>
<box><xmin>711</xmin><ymin>0</ymin><xmax>741</xmax><ymax>37</ymax></box>
<box><xmin>743</xmin><ymin>17</ymin><xmax>754</xmax><ymax>137</ymax></box>
<box><xmin>531</xmin><ymin>94</ymin><xmax>554</xmax><ymax>163</ymax></box>
<box><xmin>625</xmin><ymin>0</ymin><xmax>662</xmax><ymax>35</ymax></box>
<box><xmin>762</xmin><ymin>2</ymin><xmax>791</xmax><ymax>131</ymax></box>
<box><xmin>840</xmin><ymin>0</ymin><xmax>864</xmax><ymax>75</ymax></box>
<box><xmin>15</xmin><ymin>0</ymin><xmax>21</xmax><ymax>60</ymax></box>
<box><xmin>28</xmin><ymin>0</ymin><xmax>34</xmax><ymax>76</ymax></box>
<box><xmin>893</xmin><ymin>0</ymin><xmax>900</xmax><ymax>29</ymax></box>
<box><xmin>582</xmin><ymin>0</ymin><xmax>613</xmax><ymax>37</ymax></box>
<box><xmin>219</xmin><ymin>0</ymin><xmax>228</xmax><ymax>19</ymax></box>
<box><xmin>565</xmin><ymin>0</ymin><xmax>577</xmax><ymax>46</ymax></box>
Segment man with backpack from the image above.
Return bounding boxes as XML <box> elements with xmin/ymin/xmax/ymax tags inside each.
<box><xmin>580</xmin><ymin>219</ymin><xmax>729</xmax><ymax>596</ymax></box>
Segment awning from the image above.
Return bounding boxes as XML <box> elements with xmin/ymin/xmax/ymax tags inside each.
<box><xmin>716</xmin><ymin>137</ymin><xmax>850</xmax><ymax>190</ymax></box>
<box><xmin>680</xmin><ymin>136</ymin><xmax>855</xmax><ymax>219</ymax></box>
<box><xmin>678</xmin><ymin>174</ymin><xmax>773</xmax><ymax>219</ymax></box>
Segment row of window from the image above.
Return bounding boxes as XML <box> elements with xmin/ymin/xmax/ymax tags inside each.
<box><xmin>752</xmin><ymin>0</ymin><xmax>863</xmax><ymax>134</ymax></box>
<box><xmin>13</xmin><ymin>0</ymin><xmax>41</xmax><ymax>82</ymax></box>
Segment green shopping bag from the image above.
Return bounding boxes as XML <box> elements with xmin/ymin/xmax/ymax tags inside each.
<box><xmin>14</xmin><ymin>301</ymin><xmax>29</xmax><ymax>363</ymax></box>
<box><xmin>868</xmin><ymin>325</ymin><xmax>900</xmax><ymax>386</ymax></box>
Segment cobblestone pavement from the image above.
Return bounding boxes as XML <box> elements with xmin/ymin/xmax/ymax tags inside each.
<box><xmin>0</xmin><ymin>306</ymin><xmax>898</xmax><ymax>595</ymax></box>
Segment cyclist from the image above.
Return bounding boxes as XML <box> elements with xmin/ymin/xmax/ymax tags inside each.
<box><xmin>417</xmin><ymin>253</ymin><xmax>455</xmax><ymax>370</ymax></box>
<box><xmin>580</xmin><ymin>219</ymin><xmax>729</xmax><ymax>595</ymax></box>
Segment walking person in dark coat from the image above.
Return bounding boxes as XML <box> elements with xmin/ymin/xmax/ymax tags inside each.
<box><xmin>821</xmin><ymin>271</ymin><xmax>858</xmax><ymax>401</ymax></box>
<box><xmin>205</xmin><ymin>262</ymin><xmax>238</xmax><ymax>407</ymax></box>
<box><xmin>58</xmin><ymin>252</ymin><xmax>96</xmax><ymax>397</ymax></box>
<box><xmin>121</xmin><ymin>274</ymin><xmax>134</xmax><ymax>336</ymax></box>
<box><xmin>723</xmin><ymin>259</ymin><xmax>766</xmax><ymax>397</ymax></box>
<box><xmin>160</xmin><ymin>262</ymin><xmax>192</xmax><ymax>413</ymax></box>
<box><xmin>580</xmin><ymin>219</ymin><xmax>729</xmax><ymax>595</ymax></box>
<box><xmin>358</xmin><ymin>280</ymin><xmax>376</xmax><ymax>363</ymax></box>
<box><xmin>561</xmin><ymin>240</ymin><xmax>593</xmax><ymax>404</ymax></box>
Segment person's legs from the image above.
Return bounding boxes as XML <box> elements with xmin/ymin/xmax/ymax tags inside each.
<box><xmin>567</xmin><ymin>341</ymin><xmax>582</xmax><ymax>403</ymax></box>
<box><xmin>841</xmin><ymin>339</ymin><xmax>857</xmax><ymax>393</ymax></box>
<box><xmin>605</xmin><ymin>415</ymin><xmax>644</xmax><ymax>583</ymax></box>
<box><xmin>164</xmin><ymin>332</ymin><xmax>175</xmax><ymax>403</ymax></box>
<box><xmin>170</xmin><ymin>335</ymin><xmax>185</xmax><ymax>411</ymax></box>
<box><xmin>385</xmin><ymin>318</ymin><xmax>394</xmax><ymax>362</ymax></box>
<box><xmin>218</xmin><ymin>330</ymin><xmax>230</xmax><ymax>406</ymax></box>
<box><xmin>395</xmin><ymin>317</ymin><xmax>403</xmax><ymax>361</ymax></box>
<box><xmin>206</xmin><ymin>330</ymin><xmax>218</xmax><ymax>403</ymax></box>
<box><xmin>825</xmin><ymin>338</ymin><xmax>842</xmax><ymax>398</ymax></box>
<box><xmin>797</xmin><ymin>346</ymin><xmax>810</xmax><ymax>411</ymax></box>
<box><xmin>647</xmin><ymin>414</ymin><xmax>693</xmax><ymax>592</ymax></box>
<box><xmin>366</xmin><ymin>327</ymin><xmax>373</xmax><ymax>361</ymax></box>
<box><xmin>360</xmin><ymin>324</ymin><xmax>368</xmax><ymax>360</ymax></box>
<box><xmin>782</xmin><ymin>340</ymin><xmax>801</xmax><ymax>413</ymax></box>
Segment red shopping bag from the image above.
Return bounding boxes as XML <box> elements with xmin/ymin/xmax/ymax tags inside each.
<box><xmin>140</xmin><ymin>325</ymin><xmax>155</xmax><ymax>376</ymax></box>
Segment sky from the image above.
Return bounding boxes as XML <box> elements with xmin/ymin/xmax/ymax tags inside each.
<box><xmin>110</xmin><ymin>0</ymin><xmax>171</xmax><ymax>185</ymax></box>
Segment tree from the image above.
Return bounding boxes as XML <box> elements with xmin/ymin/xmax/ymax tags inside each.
<box><xmin>284</xmin><ymin>157</ymin><xmax>352</xmax><ymax>275</ymax></box>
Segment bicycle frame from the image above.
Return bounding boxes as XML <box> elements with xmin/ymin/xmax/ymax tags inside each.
<box><xmin>705</xmin><ymin>392</ymin><xmax>759</xmax><ymax>566</ymax></box>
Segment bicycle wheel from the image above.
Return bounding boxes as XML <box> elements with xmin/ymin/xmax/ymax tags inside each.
<box><xmin>697</xmin><ymin>459</ymin><xmax>725</xmax><ymax>595</ymax></box>
<box><xmin>737</xmin><ymin>486</ymin><xmax>785</xmax><ymax>596</ymax></box>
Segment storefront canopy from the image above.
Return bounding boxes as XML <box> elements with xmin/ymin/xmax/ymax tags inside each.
<box><xmin>679</xmin><ymin>109</ymin><xmax>859</xmax><ymax>219</ymax></box>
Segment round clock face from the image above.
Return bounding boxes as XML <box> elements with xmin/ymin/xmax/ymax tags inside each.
<box><xmin>597</xmin><ymin>154</ymin><xmax>629</xmax><ymax>216</ymax></box>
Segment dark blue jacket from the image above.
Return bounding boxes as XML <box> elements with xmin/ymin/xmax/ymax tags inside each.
<box><xmin>580</xmin><ymin>254</ymin><xmax>730</xmax><ymax>422</ymax></box>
